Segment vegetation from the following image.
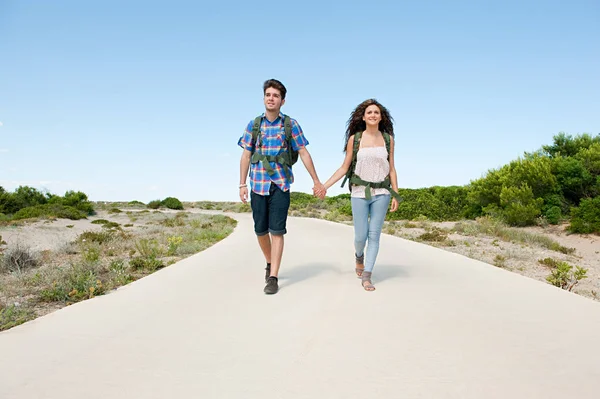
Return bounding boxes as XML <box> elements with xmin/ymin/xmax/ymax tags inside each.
<box><xmin>0</xmin><ymin>187</ymin><xmax>94</xmax><ymax>222</ymax></box>
<box><xmin>0</xmin><ymin>212</ymin><xmax>236</xmax><ymax>331</ymax></box>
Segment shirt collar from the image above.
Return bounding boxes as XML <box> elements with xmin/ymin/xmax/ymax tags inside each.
<box><xmin>261</xmin><ymin>112</ymin><xmax>285</xmax><ymax>123</ymax></box>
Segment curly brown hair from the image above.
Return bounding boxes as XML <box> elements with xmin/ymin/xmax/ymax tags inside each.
<box><xmin>343</xmin><ymin>99</ymin><xmax>394</xmax><ymax>152</ymax></box>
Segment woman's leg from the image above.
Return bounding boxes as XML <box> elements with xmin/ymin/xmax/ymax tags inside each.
<box><xmin>351</xmin><ymin>197</ymin><xmax>369</xmax><ymax>262</ymax></box>
<box><xmin>364</xmin><ymin>194</ymin><xmax>391</xmax><ymax>273</ymax></box>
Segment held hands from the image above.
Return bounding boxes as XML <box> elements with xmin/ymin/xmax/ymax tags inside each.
<box><xmin>313</xmin><ymin>181</ymin><xmax>326</xmax><ymax>199</ymax></box>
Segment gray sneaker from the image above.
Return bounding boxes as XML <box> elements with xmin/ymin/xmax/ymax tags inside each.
<box><xmin>264</xmin><ymin>276</ymin><xmax>278</xmax><ymax>295</ymax></box>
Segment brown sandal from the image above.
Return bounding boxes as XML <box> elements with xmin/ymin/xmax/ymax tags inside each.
<box><xmin>361</xmin><ymin>271</ymin><xmax>375</xmax><ymax>291</ymax></box>
<box><xmin>355</xmin><ymin>254</ymin><xmax>364</xmax><ymax>277</ymax></box>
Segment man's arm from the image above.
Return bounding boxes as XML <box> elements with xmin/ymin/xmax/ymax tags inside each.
<box><xmin>239</xmin><ymin>149</ymin><xmax>251</xmax><ymax>203</ymax></box>
<box><xmin>298</xmin><ymin>148</ymin><xmax>323</xmax><ymax>190</ymax></box>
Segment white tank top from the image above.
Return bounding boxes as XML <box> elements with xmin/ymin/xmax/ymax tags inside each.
<box><xmin>351</xmin><ymin>146</ymin><xmax>391</xmax><ymax>198</ymax></box>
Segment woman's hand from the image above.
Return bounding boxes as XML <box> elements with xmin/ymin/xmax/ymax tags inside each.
<box><xmin>390</xmin><ymin>198</ymin><xmax>398</xmax><ymax>212</ymax></box>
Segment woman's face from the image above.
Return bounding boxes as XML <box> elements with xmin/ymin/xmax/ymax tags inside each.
<box><xmin>363</xmin><ymin>104</ymin><xmax>381</xmax><ymax>128</ymax></box>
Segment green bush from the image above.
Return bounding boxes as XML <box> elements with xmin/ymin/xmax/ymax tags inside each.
<box><xmin>569</xmin><ymin>197</ymin><xmax>600</xmax><ymax>234</ymax></box>
<box><xmin>78</xmin><ymin>230</ymin><xmax>114</xmax><ymax>244</ymax></box>
<box><xmin>388</xmin><ymin>187</ymin><xmax>468</xmax><ymax>221</ymax></box>
<box><xmin>497</xmin><ymin>185</ymin><xmax>543</xmax><ymax>226</ymax></box>
<box><xmin>61</xmin><ymin>191</ymin><xmax>94</xmax><ymax>215</ymax></box>
<box><xmin>147</xmin><ymin>200</ymin><xmax>161</xmax><ymax>209</ymax></box>
<box><xmin>552</xmin><ymin>157</ymin><xmax>596</xmax><ymax>203</ymax></box>
<box><xmin>128</xmin><ymin>200</ymin><xmax>146</xmax><ymax>206</ymax></box>
<box><xmin>546</xmin><ymin>262</ymin><xmax>588</xmax><ymax>291</ymax></box>
<box><xmin>12</xmin><ymin>204</ymin><xmax>87</xmax><ymax>220</ymax></box>
<box><xmin>161</xmin><ymin>197</ymin><xmax>184</xmax><ymax>210</ymax></box>
<box><xmin>545</xmin><ymin>206</ymin><xmax>562</xmax><ymax>225</ymax></box>
<box><xmin>129</xmin><ymin>256</ymin><xmax>163</xmax><ymax>271</ymax></box>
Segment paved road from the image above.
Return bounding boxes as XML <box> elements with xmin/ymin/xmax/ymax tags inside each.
<box><xmin>1</xmin><ymin>214</ymin><xmax>599</xmax><ymax>398</ymax></box>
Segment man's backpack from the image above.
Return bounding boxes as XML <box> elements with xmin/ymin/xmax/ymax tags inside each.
<box><xmin>250</xmin><ymin>115</ymin><xmax>298</xmax><ymax>180</ymax></box>
<box><xmin>340</xmin><ymin>131</ymin><xmax>402</xmax><ymax>202</ymax></box>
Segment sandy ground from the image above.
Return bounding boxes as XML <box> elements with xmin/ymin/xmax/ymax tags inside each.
<box><xmin>387</xmin><ymin>220</ymin><xmax>600</xmax><ymax>301</ymax></box>
<box><xmin>1</xmin><ymin>210</ymin><xmax>599</xmax><ymax>301</ymax></box>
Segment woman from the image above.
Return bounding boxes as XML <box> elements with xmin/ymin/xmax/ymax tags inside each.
<box><xmin>319</xmin><ymin>99</ymin><xmax>400</xmax><ymax>291</ymax></box>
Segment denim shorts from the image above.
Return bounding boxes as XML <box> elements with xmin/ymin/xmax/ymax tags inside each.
<box><xmin>250</xmin><ymin>183</ymin><xmax>290</xmax><ymax>236</ymax></box>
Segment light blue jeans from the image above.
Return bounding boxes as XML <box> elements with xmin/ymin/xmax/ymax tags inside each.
<box><xmin>351</xmin><ymin>194</ymin><xmax>391</xmax><ymax>273</ymax></box>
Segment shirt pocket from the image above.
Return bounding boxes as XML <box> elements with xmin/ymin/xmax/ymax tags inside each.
<box><xmin>264</xmin><ymin>131</ymin><xmax>286</xmax><ymax>154</ymax></box>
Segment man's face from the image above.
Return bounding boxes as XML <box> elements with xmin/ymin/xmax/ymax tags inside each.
<box><xmin>264</xmin><ymin>87</ymin><xmax>285</xmax><ymax>112</ymax></box>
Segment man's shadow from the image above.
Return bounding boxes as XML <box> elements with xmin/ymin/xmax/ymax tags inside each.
<box><xmin>278</xmin><ymin>262</ymin><xmax>340</xmax><ymax>287</ymax></box>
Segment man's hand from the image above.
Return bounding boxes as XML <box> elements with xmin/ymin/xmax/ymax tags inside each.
<box><xmin>390</xmin><ymin>198</ymin><xmax>399</xmax><ymax>212</ymax></box>
<box><xmin>313</xmin><ymin>182</ymin><xmax>326</xmax><ymax>199</ymax></box>
<box><xmin>239</xmin><ymin>186</ymin><xmax>249</xmax><ymax>204</ymax></box>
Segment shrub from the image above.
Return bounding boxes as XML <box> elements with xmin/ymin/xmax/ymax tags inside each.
<box><xmin>493</xmin><ymin>254</ymin><xmax>507</xmax><ymax>267</ymax></box>
<box><xmin>545</xmin><ymin>206</ymin><xmax>562</xmax><ymax>225</ymax></box>
<box><xmin>417</xmin><ymin>229</ymin><xmax>448</xmax><ymax>242</ymax></box>
<box><xmin>128</xmin><ymin>200</ymin><xmax>145</xmax><ymax>206</ymax></box>
<box><xmin>498</xmin><ymin>184</ymin><xmax>543</xmax><ymax>226</ymax></box>
<box><xmin>569</xmin><ymin>197</ymin><xmax>600</xmax><ymax>234</ymax></box>
<box><xmin>78</xmin><ymin>230</ymin><xmax>114</xmax><ymax>245</ymax></box>
<box><xmin>39</xmin><ymin>263</ymin><xmax>105</xmax><ymax>302</ymax></box>
<box><xmin>135</xmin><ymin>238</ymin><xmax>162</xmax><ymax>258</ymax></box>
<box><xmin>161</xmin><ymin>197</ymin><xmax>184</xmax><ymax>210</ymax></box>
<box><xmin>61</xmin><ymin>190</ymin><xmax>94</xmax><ymax>215</ymax></box>
<box><xmin>161</xmin><ymin>215</ymin><xmax>186</xmax><ymax>227</ymax></box>
<box><xmin>546</xmin><ymin>262</ymin><xmax>588</xmax><ymax>291</ymax></box>
<box><xmin>12</xmin><ymin>204</ymin><xmax>87</xmax><ymax>220</ymax></box>
<box><xmin>0</xmin><ymin>243</ymin><xmax>39</xmax><ymax>273</ymax></box>
<box><xmin>129</xmin><ymin>256</ymin><xmax>163</xmax><ymax>271</ymax></box>
<box><xmin>147</xmin><ymin>200</ymin><xmax>161</xmax><ymax>209</ymax></box>
<box><xmin>167</xmin><ymin>236</ymin><xmax>183</xmax><ymax>256</ymax></box>
<box><xmin>538</xmin><ymin>258</ymin><xmax>560</xmax><ymax>268</ymax></box>
<box><xmin>0</xmin><ymin>303</ymin><xmax>35</xmax><ymax>331</ymax></box>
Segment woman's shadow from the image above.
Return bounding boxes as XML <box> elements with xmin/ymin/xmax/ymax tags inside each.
<box><xmin>369</xmin><ymin>263</ymin><xmax>410</xmax><ymax>283</ymax></box>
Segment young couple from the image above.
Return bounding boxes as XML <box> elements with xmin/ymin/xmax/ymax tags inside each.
<box><xmin>238</xmin><ymin>79</ymin><xmax>401</xmax><ymax>295</ymax></box>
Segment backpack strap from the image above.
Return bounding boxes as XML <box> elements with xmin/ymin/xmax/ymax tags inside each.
<box><xmin>383</xmin><ymin>132</ymin><xmax>390</xmax><ymax>161</ymax></box>
<box><xmin>250</xmin><ymin>116</ymin><xmax>262</xmax><ymax>151</ymax></box>
<box><xmin>340</xmin><ymin>132</ymin><xmax>362</xmax><ymax>189</ymax></box>
<box><xmin>249</xmin><ymin>114</ymin><xmax>294</xmax><ymax>180</ymax></box>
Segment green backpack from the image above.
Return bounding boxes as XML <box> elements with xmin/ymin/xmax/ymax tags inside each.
<box><xmin>340</xmin><ymin>131</ymin><xmax>402</xmax><ymax>202</ymax></box>
<box><xmin>250</xmin><ymin>115</ymin><xmax>298</xmax><ymax>180</ymax></box>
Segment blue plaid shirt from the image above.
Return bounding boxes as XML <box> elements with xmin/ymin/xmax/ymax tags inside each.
<box><xmin>238</xmin><ymin>113</ymin><xmax>308</xmax><ymax>196</ymax></box>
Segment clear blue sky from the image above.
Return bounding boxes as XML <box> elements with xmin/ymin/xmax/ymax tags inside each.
<box><xmin>1</xmin><ymin>0</ymin><xmax>599</xmax><ymax>202</ymax></box>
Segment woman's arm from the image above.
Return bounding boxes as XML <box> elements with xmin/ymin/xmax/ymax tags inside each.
<box><xmin>388</xmin><ymin>136</ymin><xmax>399</xmax><ymax>211</ymax></box>
<box><xmin>323</xmin><ymin>138</ymin><xmax>355</xmax><ymax>191</ymax></box>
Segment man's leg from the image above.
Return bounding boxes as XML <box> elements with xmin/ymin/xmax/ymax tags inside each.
<box><xmin>257</xmin><ymin>235</ymin><xmax>272</xmax><ymax>264</ymax></box>
<box><xmin>250</xmin><ymin>190</ymin><xmax>271</xmax><ymax>278</ymax></box>
<box><xmin>269</xmin><ymin>234</ymin><xmax>284</xmax><ymax>277</ymax></box>
<box><xmin>264</xmin><ymin>184</ymin><xmax>290</xmax><ymax>294</ymax></box>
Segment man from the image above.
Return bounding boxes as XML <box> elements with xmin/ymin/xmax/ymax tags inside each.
<box><xmin>238</xmin><ymin>79</ymin><xmax>323</xmax><ymax>295</ymax></box>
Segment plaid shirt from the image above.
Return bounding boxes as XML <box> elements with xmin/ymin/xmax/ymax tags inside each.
<box><xmin>238</xmin><ymin>112</ymin><xmax>308</xmax><ymax>196</ymax></box>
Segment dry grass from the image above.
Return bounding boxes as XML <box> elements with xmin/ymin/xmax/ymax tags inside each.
<box><xmin>0</xmin><ymin>211</ymin><xmax>237</xmax><ymax>331</ymax></box>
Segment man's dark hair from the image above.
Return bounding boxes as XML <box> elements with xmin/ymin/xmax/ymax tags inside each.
<box><xmin>263</xmin><ymin>79</ymin><xmax>287</xmax><ymax>100</ymax></box>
